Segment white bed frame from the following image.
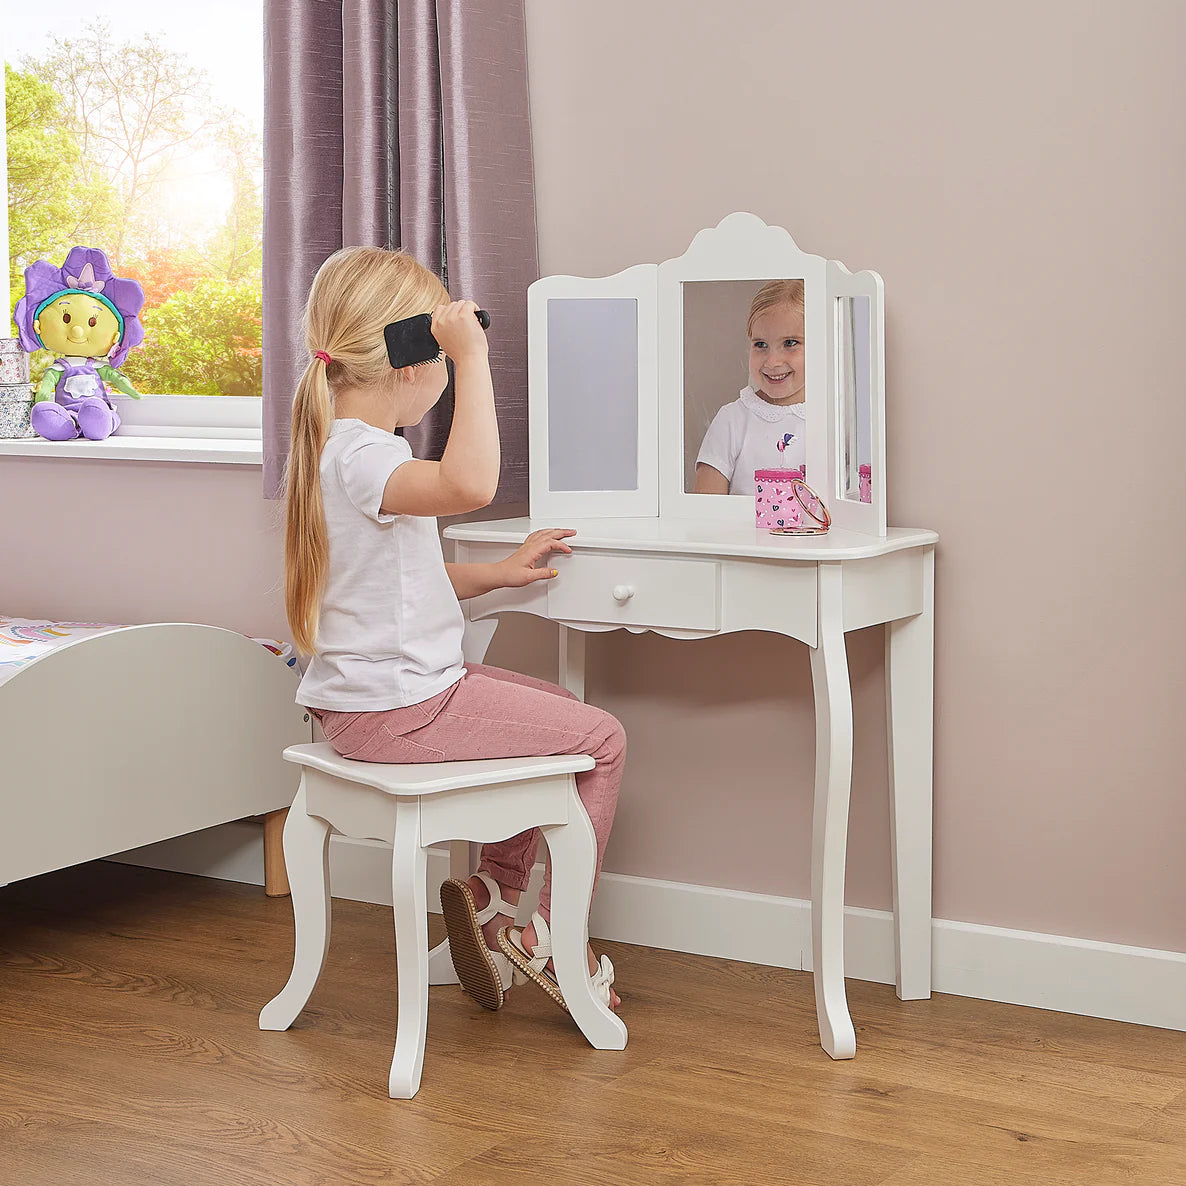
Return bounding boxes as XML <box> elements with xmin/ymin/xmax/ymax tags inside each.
<box><xmin>1</xmin><ymin>623</ymin><xmax>312</xmax><ymax>891</ymax></box>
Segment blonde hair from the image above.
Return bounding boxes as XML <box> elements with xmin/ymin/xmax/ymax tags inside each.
<box><xmin>747</xmin><ymin>279</ymin><xmax>805</xmax><ymax>337</ymax></box>
<box><xmin>285</xmin><ymin>247</ymin><xmax>449</xmax><ymax>654</ymax></box>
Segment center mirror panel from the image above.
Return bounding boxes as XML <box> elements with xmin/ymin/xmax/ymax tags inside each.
<box><xmin>682</xmin><ymin>279</ymin><xmax>808</xmax><ymax>496</ymax></box>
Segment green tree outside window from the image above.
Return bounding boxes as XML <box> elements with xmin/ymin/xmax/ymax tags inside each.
<box><xmin>5</xmin><ymin>21</ymin><xmax>263</xmax><ymax>397</ymax></box>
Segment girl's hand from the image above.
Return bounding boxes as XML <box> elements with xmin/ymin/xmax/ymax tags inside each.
<box><xmin>495</xmin><ymin>529</ymin><xmax>576</xmax><ymax>588</ymax></box>
<box><xmin>431</xmin><ymin>300</ymin><xmax>489</xmax><ymax>364</ymax></box>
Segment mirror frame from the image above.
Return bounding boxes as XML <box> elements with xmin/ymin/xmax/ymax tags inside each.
<box><xmin>527</xmin><ymin>263</ymin><xmax>659</xmax><ymax>520</ymax></box>
<box><xmin>826</xmin><ymin>260</ymin><xmax>886</xmax><ymax>536</ymax></box>
<box><xmin>525</xmin><ymin>213</ymin><xmax>888</xmax><ymax>537</ymax></box>
<box><xmin>658</xmin><ymin>212</ymin><xmax>829</xmax><ymax>523</ymax></box>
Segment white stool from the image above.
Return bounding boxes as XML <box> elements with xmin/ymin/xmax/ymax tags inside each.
<box><xmin>259</xmin><ymin>742</ymin><xmax>628</xmax><ymax>1099</ymax></box>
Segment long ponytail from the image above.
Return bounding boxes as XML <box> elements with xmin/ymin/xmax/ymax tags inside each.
<box><xmin>285</xmin><ymin>358</ymin><xmax>333</xmax><ymax>654</ymax></box>
<box><xmin>283</xmin><ymin>246</ymin><xmax>450</xmax><ymax>655</ymax></box>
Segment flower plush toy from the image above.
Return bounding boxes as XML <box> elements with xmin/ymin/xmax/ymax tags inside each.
<box><xmin>14</xmin><ymin>246</ymin><xmax>146</xmax><ymax>441</ymax></box>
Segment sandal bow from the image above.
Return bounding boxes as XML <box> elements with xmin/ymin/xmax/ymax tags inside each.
<box><xmin>497</xmin><ymin>912</ymin><xmax>617</xmax><ymax>1012</ymax></box>
<box><xmin>591</xmin><ymin>954</ymin><xmax>615</xmax><ymax>1005</ymax></box>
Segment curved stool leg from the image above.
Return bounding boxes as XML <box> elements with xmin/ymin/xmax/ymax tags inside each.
<box><xmin>389</xmin><ymin>800</ymin><xmax>430</xmax><ymax>1099</ymax></box>
<box><xmin>809</xmin><ymin>564</ymin><xmax>857</xmax><ymax>1060</ymax></box>
<box><xmin>541</xmin><ymin>781</ymin><xmax>627</xmax><ymax>1051</ymax></box>
<box><xmin>260</xmin><ymin>781</ymin><xmax>333</xmax><ymax>1031</ymax></box>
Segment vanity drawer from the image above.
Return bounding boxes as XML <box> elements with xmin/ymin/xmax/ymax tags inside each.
<box><xmin>548</xmin><ymin>553</ymin><xmax>720</xmax><ymax>631</ymax></box>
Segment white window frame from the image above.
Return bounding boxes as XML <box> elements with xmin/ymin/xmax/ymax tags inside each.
<box><xmin>112</xmin><ymin>394</ymin><xmax>262</xmax><ymax>440</ymax></box>
<box><xmin>0</xmin><ymin>26</ymin><xmax>263</xmax><ymax>463</ymax></box>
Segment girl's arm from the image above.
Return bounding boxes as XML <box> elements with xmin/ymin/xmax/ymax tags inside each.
<box><xmin>446</xmin><ymin>529</ymin><xmax>576</xmax><ymax>600</ymax></box>
<box><xmin>693</xmin><ymin>404</ymin><xmax>737</xmax><ymax>495</ymax></box>
<box><xmin>445</xmin><ymin>562</ymin><xmax>504</xmax><ymax>601</ymax></box>
<box><xmin>693</xmin><ymin>463</ymin><xmax>730</xmax><ymax>494</ymax></box>
<box><xmin>381</xmin><ymin>301</ymin><xmax>499</xmax><ymax>517</ymax></box>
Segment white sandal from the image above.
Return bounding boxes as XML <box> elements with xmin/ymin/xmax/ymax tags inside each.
<box><xmin>440</xmin><ymin>872</ymin><xmax>518</xmax><ymax>1010</ymax></box>
<box><xmin>496</xmin><ymin>911</ymin><xmax>615</xmax><ymax>1015</ymax></box>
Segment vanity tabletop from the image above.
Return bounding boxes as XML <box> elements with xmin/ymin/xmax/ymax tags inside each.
<box><xmin>444</xmin><ymin>517</ymin><xmax>938</xmax><ymax>562</ymax></box>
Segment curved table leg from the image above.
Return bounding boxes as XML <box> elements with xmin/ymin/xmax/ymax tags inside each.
<box><xmin>457</xmin><ymin>611</ymin><xmax>500</xmax><ymax>901</ymax></box>
<box><xmin>809</xmin><ymin>563</ymin><xmax>857</xmax><ymax>1060</ymax></box>
<box><xmin>559</xmin><ymin>626</ymin><xmax>586</xmax><ymax>701</ymax></box>
<box><xmin>886</xmin><ymin>546</ymin><xmax>935</xmax><ymax>1000</ymax></box>
<box><xmin>462</xmin><ymin>616</ymin><xmax>499</xmax><ymax>665</ymax></box>
<box><xmin>541</xmin><ymin>782</ymin><xmax>627</xmax><ymax>1051</ymax></box>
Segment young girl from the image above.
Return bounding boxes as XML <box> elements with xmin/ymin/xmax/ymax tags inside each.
<box><xmin>285</xmin><ymin>246</ymin><xmax>623</xmax><ymax>1015</ymax></box>
<box><xmin>693</xmin><ymin>279</ymin><xmax>806</xmax><ymax>496</ymax></box>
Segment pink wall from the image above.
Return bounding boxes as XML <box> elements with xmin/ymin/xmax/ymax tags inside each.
<box><xmin>0</xmin><ymin>459</ymin><xmax>287</xmax><ymax>637</ymax></box>
<box><xmin>4</xmin><ymin>0</ymin><xmax>1184</xmax><ymax>952</ymax></box>
<box><xmin>523</xmin><ymin>0</ymin><xmax>1186</xmax><ymax>952</ymax></box>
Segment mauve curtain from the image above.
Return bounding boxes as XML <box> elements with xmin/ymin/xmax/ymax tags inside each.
<box><xmin>262</xmin><ymin>0</ymin><xmax>537</xmax><ymax>501</ymax></box>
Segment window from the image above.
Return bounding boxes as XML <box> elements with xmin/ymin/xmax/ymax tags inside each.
<box><xmin>1</xmin><ymin>3</ymin><xmax>263</xmax><ymax>440</ymax></box>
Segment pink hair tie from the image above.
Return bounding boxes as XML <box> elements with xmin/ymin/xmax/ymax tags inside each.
<box><xmin>313</xmin><ymin>350</ymin><xmax>332</xmax><ymax>365</ymax></box>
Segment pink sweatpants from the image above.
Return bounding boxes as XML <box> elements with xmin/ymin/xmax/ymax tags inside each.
<box><xmin>313</xmin><ymin>664</ymin><xmax>626</xmax><ymax>921</ymax></box>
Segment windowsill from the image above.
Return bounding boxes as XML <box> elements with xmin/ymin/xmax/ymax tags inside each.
<box><xmin>0</xmin><ymin>435</ymin><xmax>263</xmax><ymax>464</ymax></box>
<box><xmin>0</xmin><ymin>395</ymin><xmax>264</xmax><ymax>464</ymax></box>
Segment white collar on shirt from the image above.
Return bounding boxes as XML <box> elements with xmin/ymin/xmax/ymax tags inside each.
<box><xmin>739</xmin><ymin>385</ymin><xmax>807</xmax><ymax>423</ymax></box>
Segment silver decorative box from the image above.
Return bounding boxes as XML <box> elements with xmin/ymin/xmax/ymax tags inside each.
<box><xmin>0</xmin><ymin>338</ymin><xmax>30</xmax><ymax>386</ymax></box>
<box><xmin>0</xmin><ymin>383</ymin><xmax>38</xmax><ymax>439</ymax></box>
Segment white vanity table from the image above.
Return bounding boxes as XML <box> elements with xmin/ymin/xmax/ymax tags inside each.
<box><xmin>445</xmin><ymin>214</ymin><xmax>937</xmax><ymax>1059</ymax></box>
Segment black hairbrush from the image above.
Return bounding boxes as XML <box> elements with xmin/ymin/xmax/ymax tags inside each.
<box><xmin>384</xmin><ymin>308</ymin><xmax>491</xmax><ymax>369</ymax></box>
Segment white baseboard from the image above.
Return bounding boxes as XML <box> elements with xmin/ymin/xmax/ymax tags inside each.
<box><xmin>109</xmin><ymin>826</ymin><xmax>1186</xmax><ymax>1034</ymax></box>
<box><xmin>109</xmin><ymin>822</ymin><xmax>461</xmax><ymax>912</ymax></box>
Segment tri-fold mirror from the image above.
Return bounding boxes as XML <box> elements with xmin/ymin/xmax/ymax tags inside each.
<box><xmin>527</xmin><ymin>212</ymin><xmax>886</xmax><ymax>535</ymax></box>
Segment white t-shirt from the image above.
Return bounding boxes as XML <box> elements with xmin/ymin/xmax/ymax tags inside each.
<box><xmin>296</xmin><ymin>419</ymin><xmax>466</xmax><ymax>711</ymax></box>
<box><xmin>696</xmin><ymin>386</ymin><xmax>807</xmax><ymax>496</ymax></box>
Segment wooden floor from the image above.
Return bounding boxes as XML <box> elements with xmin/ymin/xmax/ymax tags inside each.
<box><xmin>2</xmin><ymin>865</ymin><xmax>1184</xmax><ymax>1186</ymax></box>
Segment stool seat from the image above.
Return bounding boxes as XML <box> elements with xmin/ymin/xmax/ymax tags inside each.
<box><xmin>283</xmin><ymin>742</ymin><xmax>595</xmax><ymax>796</ymax></box>
<box><xmin>263</xmin><ymin>741</ymin><xmax>626</xmax><ymax>1099</ymax></box>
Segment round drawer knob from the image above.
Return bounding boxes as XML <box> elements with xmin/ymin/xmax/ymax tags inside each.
<box><xmin>612</xmin><ymin>584</ymin><xmax>635</xmax><ymax>604</ymax></box>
